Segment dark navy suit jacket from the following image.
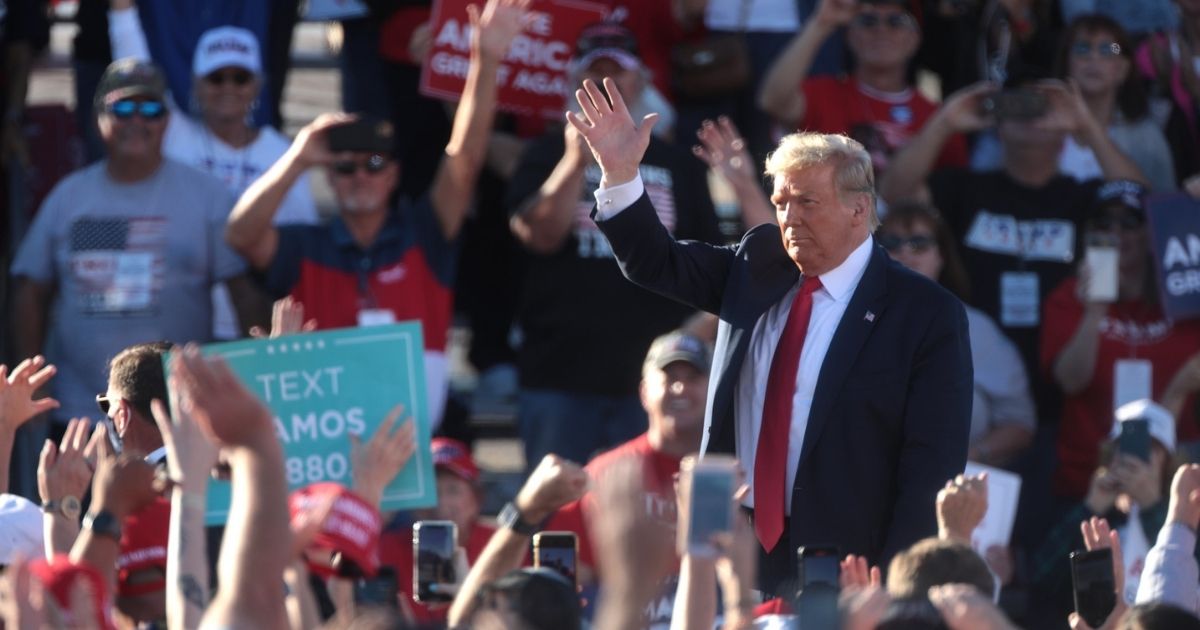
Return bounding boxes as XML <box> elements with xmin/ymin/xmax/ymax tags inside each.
<box><xmin>594</xmin><ymin>193</ymin><xmax>973</xmax><ymax>591</ymax></box>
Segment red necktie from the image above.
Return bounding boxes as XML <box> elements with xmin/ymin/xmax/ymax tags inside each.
<box><xmin>754</xmin><ymin>275</ymin><xmax>822</xmax><ymax>552</ymax></box>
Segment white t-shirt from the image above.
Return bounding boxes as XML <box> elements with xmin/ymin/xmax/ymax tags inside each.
<box><xmin>164</xmin><ymin>115</ymin><xmax>319</xmax><ymax>339</ymax></box>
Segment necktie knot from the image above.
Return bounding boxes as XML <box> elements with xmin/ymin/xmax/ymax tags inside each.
<box><xmin>801</xmin><ymin>275</ymin><xmax>822</xmax><ymax>296</ymax></box>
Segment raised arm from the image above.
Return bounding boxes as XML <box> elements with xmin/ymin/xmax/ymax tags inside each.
<box><xmin>431</xmin><ymin>0</ymin><xmax>533</xmax><ymax>241</ymax></box>
<box><xmin>509</xmin><ymin>124</ymin><xmax>590</xmax><ymax>254</ymax></box>
<box><xmin>107</xmin><ymin>0</ymin><xmax>152</xmax><ymax>63</ymax></box>
<box><xmin>170</xmin><ymin>346</ymin><xmax>291</xmax><ymax>629</ymax></box>
<box><xmin>226</xmin><ymin>113</ymin><xmax>351</xmax><ymax>270</ymax></box>
<box><xmin>447</xmin><ymin>454</ymin><xmax>587</xmax><ymax>626</ymax></box>
<box><xmin>692</xmin><ymin>117</ymin><xmax>774</xmax><ymax>229</ymax></box>
<box><xmin>1137</xmin><ymin>464</ymin><xmax>1200</xmax><ymax>612</ymax></box>
<box><xmin>38</xmin><ymin>419</ymin><xmax>104</xmax><ymax>559</ymax></box>
<box><xmin>757</xmin><ymin>0</ymin><xmax>853</xmax><ymax>126</ymax></box>
<box><xmin>879</xmin><ymin>82</ymin><xmax>995</xmax><ymax>204</ymax></box>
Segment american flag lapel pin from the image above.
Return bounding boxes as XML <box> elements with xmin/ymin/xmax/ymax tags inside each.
<box><xmin>864</xmin><ymin>311</ymin><xmax>875</xmax><ymax>322</ymax></box>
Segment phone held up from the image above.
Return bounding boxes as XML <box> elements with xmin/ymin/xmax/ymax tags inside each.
<box><xmin>678</xmin><ymin>455</ymin><xmax>738</xmax><ymax>558</ymax></box>
<box><xmin>413</xmin><ymin>520</ymin><xmax>458</xmax><ymax>604</ymax></box>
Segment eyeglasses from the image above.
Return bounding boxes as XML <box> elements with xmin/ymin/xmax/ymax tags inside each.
<box><xmin>1071</xmin><ymin>41</ymin><xmax>1122</xmax><ymax>58</ymax></box>
<box><xmin>331</xmin><ymin>154</ymin><xmax>389</xmax><ymax>176</ymax></box>
<box><xmin>96</xmin><ymin>393</ymin><xmax>114</xmax><ymax>415</ymax></box>
<box><xmin>880</xmin><ymin>234</ymin><xmax>936</xmax><ymax>253</ymax></box>
<box><xmin>107</xmin><ymin>99</ymin><xmax>166</xmax><ymax>120</ymax></box>
<box><xmin>853</xmin><ymin>12</ymin><xmax>915</xmax><ymax>30</ymax></box>
<box><xmin>204</xmin><ymin>69</ymin><xmax>254</xmax><ymax>86</ymax></box>
<box><xmin>1089</xmin><ymin>213</ymin><xmax>1143</xmax><ymax>232</ymax></box>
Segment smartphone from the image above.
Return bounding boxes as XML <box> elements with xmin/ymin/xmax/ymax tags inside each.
<box><xmin>1117</xmin><ymin>418</ymin><xmax>1152</xmax><ymax>463</ymax></box>
<box><xmin>798</xmin><ymin>545</ymin><xmax>841</xmax><ymax>590</ymax></box>
<box><xmin>1070</xmin><ymin>548</ymin><xmax>1116</xmax><ymax>628</ymax></box>
<box><xmin>327</xmin><ymin>119</ymin><xmax>390</xmax><ymax>153</ymax></box>
<box><xmin>533</xmin><ymin>531</ymin><xmax>579</xmax><ymax>588</ymax></box>
<box><xmin>354</xmin><ymin>566</ymin><xmax>398</xmax><ymax>609</ymax></box>
<box><xmin>413</xmin><ymin>520</ymin><xmax>457</xmax><ymax>604</ymax></box>
<box><xmin>678</xmin><ymin>455</ymin><xmax>737</xmax><ymax>557</ymax></box>
<box><xmin>980</xmin><ymin>89</ymin><xmax>1049</xmax><ymax>121</ymax></box>
<box><xmin>1086</xmin><ymin>245</ymin><xmax>1119</xmax><ymax>302</ymax></box>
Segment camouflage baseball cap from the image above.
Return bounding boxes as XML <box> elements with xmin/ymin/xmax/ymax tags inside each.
<box><xmin>94</xmin><ymin>58</ymin><xmax>167</xmax><ymax>110</ymax></box>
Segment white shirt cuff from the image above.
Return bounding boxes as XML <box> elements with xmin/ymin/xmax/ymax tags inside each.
<box><xmin>592</xmin><ymin>174</ymin><xmax>645</xmax><ymax>221</ymax></box>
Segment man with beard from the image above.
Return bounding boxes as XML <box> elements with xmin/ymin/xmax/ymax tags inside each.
<box><xmin>507</xmin><ymin>23</ymin><xmax>721</xmax><ymax>469</ymax></box>
<box><xmin>225</xmin><ymin>0</ymin><xmax>532</xmax><ymax>431</ymax></box>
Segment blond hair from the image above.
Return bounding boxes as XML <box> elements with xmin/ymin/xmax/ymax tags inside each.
<box><xmin>764</xmin><ymin>132</ymin><xmax>879</xmax><ymax>231</ymax></box>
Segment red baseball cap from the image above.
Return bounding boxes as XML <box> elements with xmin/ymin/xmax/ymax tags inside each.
<box><xmin>117</xmin><ymin>498</ymin><xmax>170</xmax><ymax>597</ymax></box>
<box><xmin>431</xmin><ymin>437</ymin><xmax>480</xmax><ymax>484</ymax></box>
<box><xmin>289</xmin><ymin>482</ymin><xmax>383</xmax><ymax>578</ymax></box>
<box><xmin>27</xmin><ymin>555</ymin><xmax>115</xmax><ymax>629</ymax></box>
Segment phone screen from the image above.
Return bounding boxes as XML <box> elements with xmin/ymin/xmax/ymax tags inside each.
<box><xmin>798</xmin><ymin>546</ymin><xmax>841</xmax><ymax>589</ymax></box>
<box><xmin>413</xmin><ymin>521</ymin><xmax>457</xmax><ymax>604</ymax></box>
<box><xmin>686</xmin><ymin>464</ymin><xmax>736</xmax><ymax>556</ymax></box>
<box><xmin>534</xmin><ymin>532</ymin><xmax>578</xmax><ymax>587</ymax></box>
<box><xmin>354</xmin><ymin>567</ymin><xmax>398</xmax><ymax>608</ymax></box>
<box><xmin>1117</xmin><ymin>419</ymin><xmax>1152</xmax><ymax>462</ymax></box>
<box><xmin>1086</xmin><ymin>246</ymin><xmax>1119</xmax><ymax>302</ymax></box>
<box><xmin>1071</xmin><ymin>548</ymin><xmax>1116</xmax><ymax>627</ymax></box>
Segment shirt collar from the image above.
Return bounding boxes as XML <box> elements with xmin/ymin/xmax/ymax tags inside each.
<box><xmin>330</xmin><ymin>205</ymin><xmax>404</xmax><ymax>249</ymax></box>
<box><xmin>813</xmin><ymin>235</ymin><xmax>873</xmax><ymax>302</ymax></box>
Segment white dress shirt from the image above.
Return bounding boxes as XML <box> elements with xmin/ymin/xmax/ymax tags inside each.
<box><xmin>595</xmin><ymin>175</ymin><xmax>874</xmax><ymax>514</ymax></box>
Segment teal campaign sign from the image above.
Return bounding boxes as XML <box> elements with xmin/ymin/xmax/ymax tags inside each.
<box><xmin>165</xmin><ymin>323</ymin><xmax>436</xmax><ymax>524</ymax></box>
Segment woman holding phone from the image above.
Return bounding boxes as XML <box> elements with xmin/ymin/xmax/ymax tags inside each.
<box><xmin>1042</xmin><ymin>181</ymin><xmax>1200</xmax><ymax>503</ymax></box>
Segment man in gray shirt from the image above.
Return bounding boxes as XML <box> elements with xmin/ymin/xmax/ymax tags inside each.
<box><xmin>9</xmin><ymin>59</ymin><xmax>244</xmax><ymax>487</ymax></box>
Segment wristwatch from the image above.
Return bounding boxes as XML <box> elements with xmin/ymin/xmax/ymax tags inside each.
<box><xmin>497</xmin><ymin>501</ymin><xmax>544</xmax><ymax>536</ymax></box>
<box><xmin>82</xmin><ymin>510</ymin><xmax>122</xmax><ymax>541</ymax></box>
<box><xmin>41</xmin><ymin>495</ymin><xmax>82</xmax><ymax>521</ymax></box>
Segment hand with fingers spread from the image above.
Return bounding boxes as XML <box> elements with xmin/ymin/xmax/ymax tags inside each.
<box><xmin>568</xmin><ymin>77</ymin><xmax>660</xmax><ymax>187</ymax></box>
<box><xmin>150</xmin><ymin>389</ymin><xmax>218</xmax><ymax>495</ymax></box>
<box><xmin>693</xmin><ymin>117</ymin><xmax>756</xmax><ymax>187</ymax></box>
<box><xmin>249</xmin><ymin>297</ymin><xmax>317</xmax><ymax>339</ymax></box>
<box><xmin>937</xmin><ymin>472</ymin><xmax>988</xmax><ymax>544</ymax></box>
<box><xmin>0</xmin><ymin>356</ymin><xmax>59</xmax><ymax>430</ymax></box>
<box><xmin>350</xmin><ymin>404</ymin><xmax>417</xmax><ymax>506</ymax></box>
<box><xmin>840</xmin><ymin>554</ymin><xmax>882</xmax><ymax>590</ymax></box>
<box><xmin>170</xmin><ymin>345</ymin><xmax>276</xmax><ymax>452</ymax></box>
<box><xmin>469</xmin><ymin>0</ymin><xmax>534</xmax><ymax>62</ymax></box>
<box><xmin>841</xmin><ymin>585</ymin><xmax>891</xmax><ymax>630</ymax></box>
<box><xmin>38</xmin><ymin>419</ymin><xmax>106</xmax><ymax>505</ymax></box>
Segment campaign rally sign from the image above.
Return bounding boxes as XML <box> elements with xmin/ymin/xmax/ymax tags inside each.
<box><xmin>420</xmin><ymin>0</ymin><xmax>607</xmax><ymax>119</ymax></box>
<box><xmin>165</xmin><ymin>323</ymin><xmax>436</xmax><ymax>525</ymax></box>
<box><xmin>1147</xmin><ymin>193</ymin><xmax>1200</xmax><ymax>320</ymax></box>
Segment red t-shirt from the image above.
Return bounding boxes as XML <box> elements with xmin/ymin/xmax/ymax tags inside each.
<box><xmin>1041</xmin><ymin>277</ymin><xmax>1200</xmax><ymax>498</ymax></box>
<box><xmin>543</xmin><ymin>433</ymin><xmax>681</xmax><ymax>574</ymax></box>
<box><xmin>799</xmin><ymin>77</ymin><xmax>968</xmax><ymax>178</ymax></box>
<box><xmin>378</xmin><ymin>521</ymin><xmax>497</xmax><ymax>624</ymax></box>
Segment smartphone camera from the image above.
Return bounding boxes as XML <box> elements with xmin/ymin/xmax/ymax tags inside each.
<box><xmin>980</xmin><ymin>89</ymin><xmax>1049</xmax><ymax>121</ymax></box>
<box><xmin>413</xmin><ymin>520</ymin><xmax>458</xmax><ymax>604</ymax></box>
<box><xmin>1070</xmin><ymin>548</ymin><xmax>1117</xmax><ymax>628</ymax></box>
<box><xmin>354</xmin><ymin>566</ymin><xmax>399</xmax><ymax>609</ymax></box>
<box><xmin>533</xmin><ymin>532</ymin><xmax>579</xmax><ymax>589</ymax></box>
<box><xmin>678</xmin><ymin>455</ymin><xmax>738</xmax><ymax>558</ymax></box>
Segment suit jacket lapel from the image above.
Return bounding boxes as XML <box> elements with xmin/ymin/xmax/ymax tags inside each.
<box><xmin>798</xmin><ymin>244</ymin><xmax>891</xmax><ymax>464</ymax></box>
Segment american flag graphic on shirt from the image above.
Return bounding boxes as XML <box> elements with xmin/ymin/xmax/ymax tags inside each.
<box><xmin>574</xmin><ymin>164</ymin><xmax>677</xmax><ymax>260</ymax></box>
<box><xmin>67</xmin><ymin>217</ymin><xmax>166</xmax><ymax>315</ymax></box>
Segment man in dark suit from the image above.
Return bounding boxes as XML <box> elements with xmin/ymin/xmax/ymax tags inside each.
<box><xmin>566</xmin><ymin>77</ymin><xmax>973</xmax><ymax>594</ymax></box>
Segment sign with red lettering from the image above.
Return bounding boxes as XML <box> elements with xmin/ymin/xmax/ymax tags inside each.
<box><xmin>420</xmin><ymin>0</ymin><xmax>607</xmax><ymax>119</ymax></box>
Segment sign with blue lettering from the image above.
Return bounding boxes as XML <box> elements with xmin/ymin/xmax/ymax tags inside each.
<box><xmin>1147</xmin><ymin>193</ymin><xmax>1200</xmax><ymax>320</ymax></box>
<box><xmin>165</xmin><ymin>323</ymin><xmax>436</xmax><ymax>525</ymax></box>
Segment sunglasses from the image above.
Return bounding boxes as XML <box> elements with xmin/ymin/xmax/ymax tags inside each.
<box><xmin>204</xmin><ymin>69</ymin><xmax>254</xmax><ymax>86</ymax></box>
<box><xmin>108</xmin><ymin>99</ymin><xmax>166</xmax><ymax>120</ymax></box>
<box><xmin>96</xmin><ymin>393</ymin><xmax>115</xmax><ymax>415</ymax></box>
<box><xmin>853</xmin><ymin>12</ymin><xmax>915</xmax><ymax>30</ymax></box>
<box><xmin>332</xmin><ymin>154</ymin><xmax>389</xmax><ymax>176</ymax></box>
<box><xmin>880</xmin><ymin>234</ymin><xmax>936</xmax><ymax>253</ymax></box>
<box><xmin>1089</xmin><ymin>213</ymin><xmax>1143</xmax><ymax>232</ymax></box>
<box><xmin>1071</xmin><ymin>41</ymin><xmax>1122</xmax><ymax>58</ymax></box>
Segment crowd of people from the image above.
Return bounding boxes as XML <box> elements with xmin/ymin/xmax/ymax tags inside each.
<box><xmin>2</xmin><ymin>0</ymin><xmax>1200</xmax><ymax>627</ymax></box>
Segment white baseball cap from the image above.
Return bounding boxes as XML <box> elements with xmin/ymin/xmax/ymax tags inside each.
<box><xmin>192</xmin><ymin>26</ymin><xmax>261</xmax><ymax>78</ymax></box>
<box><xmin>0</xmin><ymin>494</ymin><xmax>44</xmax><ymax>565</ymax></box>
<box><xmin>1110</xmin><ymin>399</ymin><xmax>1176</xmax><ymax>453</ymax></box>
